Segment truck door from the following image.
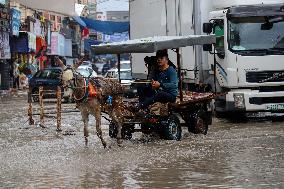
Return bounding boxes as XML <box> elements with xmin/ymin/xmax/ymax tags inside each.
<box><xmin>212</xmin><ymin>19</ymin><xmax>228</xmax><ymax>87</ymax></box>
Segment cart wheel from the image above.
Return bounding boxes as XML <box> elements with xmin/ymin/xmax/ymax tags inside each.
<box><xmin>109</xmin><ymin>123</ymin><xmax>133</xmax><ymax>140</ymax></box>
<box><xmin>122</xmin><ymin>124</ymin><xmax>134</xmax><ymax>140</ymax></box>
<box><xmin>162</xmin><ymin>115</ymin><xmax>182</xmax><ymax>141</ymax></box>
<box><xmin>109</xmin><ymin>122</ymin><xmax>118</xmax><ymax>138</ymax></box>
<box><xmin>189</xmin><ymin>110</ymin><xmax>209</xmax><ymax>135</ymax></box>
<box><xmin>141</xmin><ymin>123</ymin><xmax>153</xmax><ymax>135</ymax></box>
<box><xmin>32</xmin><ymin>89</ymin><xmax>39</xmax><ymax>102</ymax></box>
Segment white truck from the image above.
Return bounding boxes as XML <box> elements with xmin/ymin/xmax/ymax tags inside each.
<box><xmin>130</xmin><ymin>0</ymin><xmax>284</xmax><ymax>117</ymax></box>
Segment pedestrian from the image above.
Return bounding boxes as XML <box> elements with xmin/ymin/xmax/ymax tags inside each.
<box><xmin>12</xmin><ymin>59</ymin><xmax>20</xmax><ymax>90</ymax></box>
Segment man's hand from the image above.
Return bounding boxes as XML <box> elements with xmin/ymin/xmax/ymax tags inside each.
<box><xmin>151</xmin><ymin>80</ymin><xmax>160</xmax><ymax>89</ymax></box>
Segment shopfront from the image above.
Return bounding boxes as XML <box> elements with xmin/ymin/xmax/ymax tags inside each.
<box><xmin>0</xmin><ymin>1</ymin><xmax>11</xmax><ymax>90</ymax></box>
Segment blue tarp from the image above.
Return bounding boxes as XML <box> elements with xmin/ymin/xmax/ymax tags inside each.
<box><xmin>10</xmin><ymin>32</ymin><xmax>29</xmax><ymax>53</ymax></box>
<box><xmin>80</xmin><ymin>17</ymin><xmax>129</xmax><ymax>35</ymax></box>
<box><xmin>72</xmin><ymin>16</ymin><xmax>86</xmax><ymax>27</ymax></box>
<box><xmin>84</xmin><ymin>39</ymin><xmax>101</xmax><ymax>52</ymax></box>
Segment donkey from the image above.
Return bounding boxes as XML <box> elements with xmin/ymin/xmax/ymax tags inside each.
<box><xmin>57</xmin><ymin>58</ymin><xmax>128</xmax><ymax>148</ymax></box>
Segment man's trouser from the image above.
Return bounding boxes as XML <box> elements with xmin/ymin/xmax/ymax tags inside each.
<box><xmin>137</xmin><ymin>85</ymin><xmax>176</xmax><ymax>109</ymax></box>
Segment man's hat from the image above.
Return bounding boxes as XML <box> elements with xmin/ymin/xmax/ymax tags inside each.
<box><xmin>156</xmin><ymin>49</ymin><xmax>168</xmax><ymax>58</ymax></box>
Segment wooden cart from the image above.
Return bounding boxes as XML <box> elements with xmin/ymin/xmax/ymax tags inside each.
<box><xmin>92</xmin><ymin>35</ymin><xmax>216</xmax><ymax>140</ymax></box>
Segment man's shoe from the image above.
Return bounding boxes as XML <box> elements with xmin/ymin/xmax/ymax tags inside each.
<box><xmin>129</xmin><ymin>103</ymin><xmax>141</xmax><ymax>113</ymax></box>
<box><xmin>136</xmin><ymin>110</ymin><xmax>147</xmax><ymax>118</ymax></box>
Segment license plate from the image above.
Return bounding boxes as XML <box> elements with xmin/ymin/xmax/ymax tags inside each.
<box><xmin>265</xmin><ymin>104</ymin><xmax>284</xmax><ymax>111</ymax></box>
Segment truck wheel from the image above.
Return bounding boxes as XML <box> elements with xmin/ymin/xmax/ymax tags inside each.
<box><xmin>162</xmin><ymin>115</ymin><xmax>182</xmax><ymax>141</ymax></box>
<box><xmin>109</xmin><ymin>122</ymin><xmax>118</xmax><ymax>138</ymax></box>
<box><xmin>189</xmin><ymin>110</ymin><xmax>208</xmax><ymax>135</ymax></box>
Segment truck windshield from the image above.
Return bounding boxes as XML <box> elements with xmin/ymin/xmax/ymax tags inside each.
<box><xmin>228</xmin><ymin>16</ymin><xmax>284</xmax><ymax>54</ymax></box>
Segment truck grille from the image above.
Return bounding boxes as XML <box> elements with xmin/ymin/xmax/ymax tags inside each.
<box><xmin>249</xmin><ymin>97</ymin><xmax>284</xmax><ymax>105</ymax></box>
<box><xmin>246</xmin><ymin>71</ymin><xmax>284</xmax><ymax>83</ymax></box>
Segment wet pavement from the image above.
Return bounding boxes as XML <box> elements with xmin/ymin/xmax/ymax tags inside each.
<box><xmin>0</xmin><ymin>94</ymin><xmax>283</xmax><ymax>189</ymax></box>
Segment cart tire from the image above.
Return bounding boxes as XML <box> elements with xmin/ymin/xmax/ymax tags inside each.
<box><xmin>122</xmin><ymin>124</ymin><xmax>134</xmax><ymax>140</ymax></box>
<box><xmin>109</xmin><ymin>122</ymin><xmax>118</xmax><ymax>138</ymax></box>
<box><xmin>109</xmin><ymin>123</ymin><xmax>133</xmax><ymax>140</ymax></box>
<box><xmin>162</xmin><ymin>115</ymin><xmax>182</xmax><ymax>141</ymax></box>
<box><xmin>32</xmin><ymin>89</ymin><xmax>39</xmax><ymax>102</ymax></box>
<box><xmin>189</xmin><ymin>110</ymin><xmax>209</xmax><ymax>135</ymax></box>
<box><xmin>141</xmin><ymin>123</ymin><xmax>153</xmax><ymax>135</ymax></box>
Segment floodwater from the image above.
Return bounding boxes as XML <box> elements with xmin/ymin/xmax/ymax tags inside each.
<box><xmin>0</xmin><ymin>94</ymin><xmax>283</xmax><ymax>189</ymax></box>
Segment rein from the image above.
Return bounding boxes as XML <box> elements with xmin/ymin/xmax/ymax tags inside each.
<box><xmin>69</xmin><ymin>71</ymin><xmax>90</xmax><ymax>102</ymax></box>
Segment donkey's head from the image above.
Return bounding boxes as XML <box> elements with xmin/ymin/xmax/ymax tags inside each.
<box><xmin>57</xmin><ymin>57</ymin><xmax>84</xmax><ymax>87</ymax></box>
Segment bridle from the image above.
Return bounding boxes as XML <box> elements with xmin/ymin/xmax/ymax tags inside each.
<box><xmin>62</xmin><ymin>67</ymin><xmax>90</xmax><ymax>102</ymax></box>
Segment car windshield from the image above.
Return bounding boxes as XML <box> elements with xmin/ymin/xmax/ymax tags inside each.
<box><xmin>120</xmin><ymin>63</ymin><xmax>131</xmax><ymax>69</ymax></box>
<box><xmin>106</xmin><ymin>70</ymin><xmax>132</xmax><ymax>80</ymax></box>
<box><xmin>77</xmin><ymin>68</ymin><xmax>92</xmax><ymax>77</ymax></box>
<box><xmin>94</xmin><ymin>63</ymin><xmax>105</xmax><ymax>71</ymax></box>
<box><xmin>34</xmin><ymin>69</ymin><xmax>61</xmax><ymax>79</ymax></box>
<box><xmin>228</xmin><ymin>16</ymin><xmax>284</xmax><ymax>53</ymax></box>
<box><xmin>120</xmin><ymin>71</ymin><xmax>132</xmax><ymax>80</ymax></box>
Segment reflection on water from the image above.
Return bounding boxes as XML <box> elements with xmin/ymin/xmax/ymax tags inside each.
<box><xmin>0</xmin><ymin>96</ymin><xmax>283</xmax><ymax>188</ymax></box>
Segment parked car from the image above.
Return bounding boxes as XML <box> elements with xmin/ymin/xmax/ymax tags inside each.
<box><xmin>105</xmin><ymin>68</ymin><xmax>137</xmax><ymax>98</ymax></box>
<box><xmin>94</xmin><ymin>62</ymin><xmax>105</xmax><ymax>75</ymax></box>
<box><xmin>77</xmin><ymin>66</ymin><xmax>98</xmax><ymax>78</ymax></box>
<box><xmin>120</xmin><ymin>60</ymin><xmax>131</xmax><ymax>69</ymax></box>
<box><xmin>81</xmin><ymin>61</ymin><xmax>93</xmax><ymax>68</ymax></box>
<box><xmin>29</xmin><ymin>67</ymin><xmax>65</xmax><ymax>102</ymax></box>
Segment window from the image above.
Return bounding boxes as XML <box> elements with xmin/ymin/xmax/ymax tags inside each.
<box><xmin>228</xmin><ymin>16</ymin><xmax>284</xmax><ymax>55</ymax></box>
<box><xmin>213</xmin><ymin>20</ymin><xmax>225</xmax><ymax>58</ymax></box>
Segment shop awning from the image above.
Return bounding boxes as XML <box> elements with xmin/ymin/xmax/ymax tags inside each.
<box><xmin>80</xmin><ymin>17</ymin><xmax>129</xmax><ymax>35</ymax></box>
<box><xmin>12</xmin><ymin>0</ymin><xmax>76</xmax><ymax>16</ymax></box>
<box><xmin>92</xmin><ymin>35</ymin><xmax>216</xmax><ymax>54</ymax></box>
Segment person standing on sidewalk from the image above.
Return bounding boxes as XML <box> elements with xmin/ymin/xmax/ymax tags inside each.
<box><xmin>12</xmin><ymin>59</ymin><xmax>20</xmax><ymax>90</ymax></box>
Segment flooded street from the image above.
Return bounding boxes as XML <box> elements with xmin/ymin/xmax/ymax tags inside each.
<box><xmin>0</xmin><ymin>94</ymin><xmax>283</xmax><ymax>189</ymax></box>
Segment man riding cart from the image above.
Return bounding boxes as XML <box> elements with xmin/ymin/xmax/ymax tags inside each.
<box><xmin>134</xmin><ymin>49</ymin><xmax>178</xmax><ymax>116</ymax></box>
<box><xmin>92</xmin><ymin>35</ymin><xmax>216</xmax><ymax>141</ymax></box>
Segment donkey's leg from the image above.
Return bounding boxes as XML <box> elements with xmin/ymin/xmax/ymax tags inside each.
<box><xmin>94</xmin><ymin>106</ymin><xmax>107</xmax><ymax>148</ymax></box>
<box><xmin>81</xmin><ymin>110</ymin><xmax>89</xmax><ymax>146</ymax></box>
<box><xmin>111</xmin><ymin>110</ymin><xmax>123</xmax><ymax>146</ymax></box>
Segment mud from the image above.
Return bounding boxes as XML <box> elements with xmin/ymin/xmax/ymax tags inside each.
<box><xmin>0</xmin><ymin>95</ymin><xmax>283</xmax><ymax>188</ymax></box>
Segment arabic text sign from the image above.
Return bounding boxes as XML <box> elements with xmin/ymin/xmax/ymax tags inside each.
<box><xmin>11</xmin><ymin>8</ymin><xmax>21</xmax><ymax>36</ymax></box>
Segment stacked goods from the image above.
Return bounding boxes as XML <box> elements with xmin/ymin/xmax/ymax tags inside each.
<box><xmin>178</xmin><ymin>92</ymin><xmax>215</xmax><ymax>103</ymax></box>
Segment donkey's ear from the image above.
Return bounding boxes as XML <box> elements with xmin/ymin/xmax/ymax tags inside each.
<box><xmin>56</xmin><ymin>58</ymin><xmax>66</xmax><ymax>70</ymax></box>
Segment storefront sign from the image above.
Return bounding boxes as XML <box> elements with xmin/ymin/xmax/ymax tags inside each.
<box><xmin>51</xmin><ymin>32</ymin><xmax>65</xmax><ymax>56</ymax></box>
<box><xmin>102</xmin><ymin>32</ymin><xmax>129</xmax><ymax>43</ymax></box>
<box><xmin>11</xmin><ymin>8</ymin><xmax>21</xmax><ymax>36</ymax></box>
<box><xmin>28</xmin><ymin>32</ymin><xmax>36</xmax><ymax>52</ymax></box>
<box><xmin>64</xmin><ymin>39</ymin><xmax>72</xmax><ymax>57</ymax></box>
<box><xmin>0</xmin><ymin>32</ymin><xmax>10</xmax><ymax>59</ymax></box>
<box><xmin>51</xmin><ymin>33</ymin><xmax>58</xmax><ymax>55</ymax></box>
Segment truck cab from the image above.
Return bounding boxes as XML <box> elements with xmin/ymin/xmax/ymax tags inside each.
<box><xmin>205</xmin><ymin>2</ymin><xmax>284</xmax><ymax>115</ymax></box>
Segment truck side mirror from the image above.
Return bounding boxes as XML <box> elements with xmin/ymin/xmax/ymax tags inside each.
<box><xmin>203</xmin><ymin>23</ymin><xmax>213</xmax><ymax>34</ymax></box>
<box><xmin>261</xmin><ymin>22</ymin><xmax>273</xmax><ymax>30</ymax></box>
<box><xmin>203</xmin><ymin>44</ymin><xmax>212</xmax><ymax>52</ymax></box>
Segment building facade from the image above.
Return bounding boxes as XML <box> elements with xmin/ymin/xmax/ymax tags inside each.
<box><xmin>106</xmin><ymin>11</ymin><xmax>129</xmax><ymax>22</ymax></box>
